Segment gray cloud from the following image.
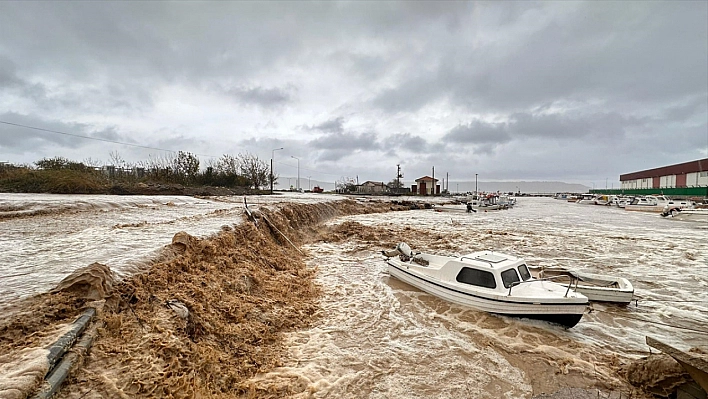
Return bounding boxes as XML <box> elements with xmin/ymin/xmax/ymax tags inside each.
<box><xmin>0</xmin><ymin>1</ymin><xmax>705</xmax><ymax>186</ymax></box>
<box><xmin>308</xmin><ymin>117</ymin><xmax>346</xmax><ymax>134</ymax></box>
<box><xmin>444</xmin><ymin>121</ymin><xmax>511</xmax><ymax>146</ymax></box>
<box><xmin>383</xmin><ymin>133</ymin><xmax>429</xmax><ymax>153</ymax></box>
<box><xmin>309</xmin><ymin>131</ymin><xmax>380</xmax><ymax>152</ymax></box>
<box><xmin>225</xmin><ymin>85</ymin><xmax>294</xmax><ymax>108</ymax></box>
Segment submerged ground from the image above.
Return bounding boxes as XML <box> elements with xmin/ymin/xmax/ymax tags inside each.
<box><xmin>0</xmin><ymin>194</ymin><xmax>705</xmax><ymax>398</ymax></box>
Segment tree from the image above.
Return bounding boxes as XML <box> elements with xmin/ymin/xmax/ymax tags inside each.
<box><xmin>387</xmin><ymin>179</ymin><xmax>404</xmax><ymax>189</ymax></box>
<box><xmin>172</xmin><ymin>151</ymin><xmax>200</xmax><ymax>184</ymax></box>
<box><xmin>335</xmin><ymin>176</ymin><xmax>357</xmax><ymax>193</ymax></box>
<box><xmin>237</xmin><ymin>152</ymin><xmax>269</xmax><ymax>189</ymax></box>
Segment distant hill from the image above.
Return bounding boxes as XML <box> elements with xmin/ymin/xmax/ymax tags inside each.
<box><xmin>461</xmin><ymin>181</ymin><xmax>591</xmax><ymax>194</ymax></box>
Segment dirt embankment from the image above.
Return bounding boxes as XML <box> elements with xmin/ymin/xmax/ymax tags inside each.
<box><xmin>106</xmin><ymin>182</ymin><xmax>257</xmax><ymax>196</ymax></box>
<box><xmin>0</xmin><ymin>199</ymin><xmax>407</xmax><ymax>399</ymax></box>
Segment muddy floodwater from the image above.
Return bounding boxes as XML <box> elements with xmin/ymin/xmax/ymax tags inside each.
<box><xmin>247</xmin><ymin>197</ymin><xmax>708</xmax><ymax>398</ymax></box>
<box><xmin>1</xmin><ymin>193</ymin><xmax>706</xmax><ymax>398</ymax></box>
<box><xmin>0</xmin><ymin>192</ymin><xmax>340</xmax><ymax>307</ymax></box>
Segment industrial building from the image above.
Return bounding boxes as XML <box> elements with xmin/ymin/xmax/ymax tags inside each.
<box><xmin>594</xmin><ymin>158</ymin><xmax>708</xmax><ymax>198</ymax></box>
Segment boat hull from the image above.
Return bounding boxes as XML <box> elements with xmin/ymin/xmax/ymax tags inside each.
<box><xmin>388</xmin><ymin>261</ymin><xmax>586</xmax><ymax>328</ymax></box>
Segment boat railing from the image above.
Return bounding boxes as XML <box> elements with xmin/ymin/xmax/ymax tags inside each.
<box><xmin>508</xmin><ymin>275</ymin><xmax>577</xmax><ymax>297</ymax></box>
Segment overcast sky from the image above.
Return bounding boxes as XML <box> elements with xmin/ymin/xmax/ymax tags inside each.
<box><xmin>1</xmin><ymin>1</ymin><xmax>706</xmax><ymax>188</ymax></box>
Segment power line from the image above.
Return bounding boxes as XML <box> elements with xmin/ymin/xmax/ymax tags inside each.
<box><xmin>0</xmin><ymin>120</ymin><xmax>219</xmax><ymax>159</ymax></box>
<box><xmin>1</xmin><ymin>119</ymin><xmax>355</xmax><ymax>180</ymax></box>
<box><xmin>273</xmin><ymin>159</ymin><xmax>345</xmax><ymax>177</ymax></box>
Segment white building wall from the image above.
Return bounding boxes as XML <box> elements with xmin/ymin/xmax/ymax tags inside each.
<box><xmin>659</xmin><ymin>175</ymin><xmax>676</xmax><ymax>188</ymax></box>
<box><xmin>686</xmin><ymin>171</ymin><xmax>708</xmax><ymax>187</ymax></box>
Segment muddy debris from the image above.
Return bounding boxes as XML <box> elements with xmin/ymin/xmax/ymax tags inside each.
<box><xmin>0</xmin><ymin>199</ymin><xmax>404</xmax><ymax>399</ymax></box>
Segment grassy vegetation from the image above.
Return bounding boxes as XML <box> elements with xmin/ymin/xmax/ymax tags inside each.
<box><xmin>0</xmin><ymin>166</ymin><xmax>109</xmax><ymax>194</ymax></box>
<box><xmin>0</xmin><ymin>152</ymin><xmax>273</xmax><ymax>195</ymax></box>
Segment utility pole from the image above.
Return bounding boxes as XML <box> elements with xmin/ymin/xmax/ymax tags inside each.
<box><xmin>291</xmin><ymin>156</ymin><xmax>299</xmax><ymax>191</ymax></box>
<box><xmin>432</xmin><ymin>166</ymin><xmax>435</xmax><ymax>196</ymax></box>
<box><xmin>396</xmin><ymin>164</ymin><xmax>402</xmax><ymax>194</ymax></box>
<box><xmin>475</xmin><ymin>173</ymin><xmax>478</xmax><ymax>197</ymax></box>
<box><xmin>271</xmin><ymin>147</ymin><xmax>283</xmax><ymax>194</ymax></box>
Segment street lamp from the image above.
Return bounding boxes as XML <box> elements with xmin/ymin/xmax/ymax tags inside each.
<box><xmin>270</xmin><ymin>147</ymin><xmax>283</xmax><ymax>194</ymax></box>
<box><xmin>307</xmin><ymin>176</ymin><xmax>311</xmax><ymax>191</ymax></box>
<box><xmin>291</xmin><ymin>156</ymin><xmax>300</xmax><ymax>191</ymax></box>
<box><xmin>475</xmin><ymin>173</ymin><xmax>478</xmax><ymax>197</ymax></box>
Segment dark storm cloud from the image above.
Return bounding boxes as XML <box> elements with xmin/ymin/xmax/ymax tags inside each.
<box><xmin>307</xmin><ymin>117</ymin><xmax>346</xmax><ymax>134</ymax></box>
<box><xmin>383</xmin><ymin>133</ymin><xmax>429</xmax><ymax>153</ymax></box>
<box><xmin>443</xmin><ymin>111</ymin><xmax>647</xmax><ymax>149</ymax></box>
<box><xmin>309</xmin><ymin>131</ymin><xmax>380</xmax><ymax>152</ymax></box>
<box><xmin>0</xmin><ymin>113</ymin><xmax>134</xmax><ymax>155</ymax></box>
<box><xmin>0</xmin><ymin>1</ymin><xmax>705</xmax><ymax>184</ymax></box>
<box><xmin>0</xmin><ymin>56</ymin><xmax>21</xmax><ymax>88</ymax></box>
<box><xmin>370</xmin><ymin>2</ymin><xmax>708</xmax><ymax>114</ymax></box>
<box><xmin>225</xmin><ymin>85</ymin><xmax>294</xmax><ymax>108</ymax></box>
<box><xmin>443</xmin><ymin>121</ymin><xmax>511</xmax><ymax>146</ymax></box>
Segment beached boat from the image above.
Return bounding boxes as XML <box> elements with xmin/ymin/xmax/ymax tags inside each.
<box><xmin>465</xmin><ymin>193</ymin><xmax>512</xmax><ymax>211</ymax></box>
<box><xmin>529</xmin><ymin>266</ymin><xmax>634</xmax><ymax>304</ymax></box>
<box><xmin>576</xmin><ymin>194</ymin><xmax>598</xmax><ymax>205</ymax></box>
<box><xmin>661</xmin><ymin>207</ymin><xmax>708</xmax><ymax>222</ymax></box>
<box><xmin>660</xmin><ymin>200</ymin><xmax>697</xmax><ymax>216</ymax></box>
<box><xmin>383</xmin><ymin>243</ymin><xmax>588</xmax><ymax>328</ymax></box>
<box><xmin>624</xmin><ymin>195</ymin><xmax>671</xmax><ymax>212</ymax></box>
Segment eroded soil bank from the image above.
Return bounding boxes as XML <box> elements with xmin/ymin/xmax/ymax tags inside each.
<box><xmin>0</xmin><ymin>199</ymin><xmax>407</xmax><ymax>398</ymax></box>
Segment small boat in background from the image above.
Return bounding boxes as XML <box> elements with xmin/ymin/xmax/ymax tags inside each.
<box><xmin>662</xmin><ymin>207</ymin><xmax>708</xmax><ymax>222</ymax></box>
<box><xmin>529</xmin><ymin>266</ymin><xmax>634</xmax><ymax>305</ymax></box>
<box><xmin>624</xmin><ymin>195</ymin><xmax>672</xmax><ymax>212</ymax></box>
<box><xmin>576</xmin><ymin>194</ymin><xmax>598</xmax><ymax>205</ymax></box>
<box><xmin>383</xmin><ymin>243</ymin><xmax>588</xmax><ymax>328</ymax></box>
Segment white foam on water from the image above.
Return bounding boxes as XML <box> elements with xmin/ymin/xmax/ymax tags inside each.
<box><xmin>0</xmin><ymin>192</ymin><xmax>345</xmax><ymax>306</ymax></box>
<box><xmin>247</xmin><ymin>197</ymin><xmax>706</xmax><ymax>397</ymax></box>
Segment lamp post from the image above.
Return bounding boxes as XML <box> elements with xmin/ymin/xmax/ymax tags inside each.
<box><xmin>475</xmin><ymin>173</ymin><xmax>478</xmax><ymax>197</ymax></box>
<box><xmin>270</xmin><ymin>147</ymin><xmax>283</xmax><ymax>194</ymax></box>
<box><xmin>307</xmin><ymin>176</ymin><xmax>311</xmax><ymax>191</ymax></box>
<box><xmin>291</xmin><ymin>156</ymin><xmax>300</xmax><ymax>191</ymax></box>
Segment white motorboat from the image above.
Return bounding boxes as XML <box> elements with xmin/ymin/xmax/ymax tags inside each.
<box><xmin>576</xmin><ymin>194</ymin><xmax>598</xmax><ymax>205</ymax></box>
<box><xmin>594</xmin><ymin>195</ymin><xmax>616</xmax><ymax>206</ymax></box>
<box><xmin>661</xmin><ymin>207</ymin><xmax>708</xmax><ymax>222</ymax></box>
<box><xmin>529</xmin><ymin>266</ymin><xmax>634</xmax><ymax>305</ymax></box>
<box><xmin>624</xmin><ymin>195</ymin><xmax>671</xmax><ymax>212</ymax></box>
<box><xmin>465</xmin><ymin>194</ymin><xmax>511</xmax><ymax>210</ymax></box>
<box><xmin>383</xmin><ymin>243</ymin><xmax>588</xmax><ymax>328</ymax></box>
<box><xmin>614</xmin><ymin>196</ymin><xmax>633</xmax><ymax>208</ymax></box>
<box><xmin>660</xmin><ymin>199</ymin><xmax>696</xmax><ymax>216</ymax></box>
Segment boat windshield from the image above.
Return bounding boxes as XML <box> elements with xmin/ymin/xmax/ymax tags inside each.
<box><xmin>501</xmin><ymin>268</ymin><xmax>521</xmax><ymax>288</ymax></box>
<box><xmin>517</xmin><ymin>264</ymin><xmax>532</xmax><ymax>281</ymax></box>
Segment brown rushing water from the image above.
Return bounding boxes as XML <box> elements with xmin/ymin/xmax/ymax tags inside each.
<box><xmin>245</xmin><ymin>197</ymin><xmax>707</xmax><ymax>398</ymax></box>
<box><xmin>0</xmin><ymin>194</ymin><xmax>705</xmax><ymax>398</ymax></box>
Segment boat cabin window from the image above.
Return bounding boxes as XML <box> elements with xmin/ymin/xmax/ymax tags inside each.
<box><xmin>501</xmin><ymin>268</ymin><xmax>521</xmax><ymax>288</ymax></box>
<box><xmin>517</xmin><ymin>264</ymin><xmax>532</xmax><ymax>281</ymax></box>
<box><xmin>456</xmin><ymin>267</ymin><xmax>496</xmax><ymax>289</ymax></box>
